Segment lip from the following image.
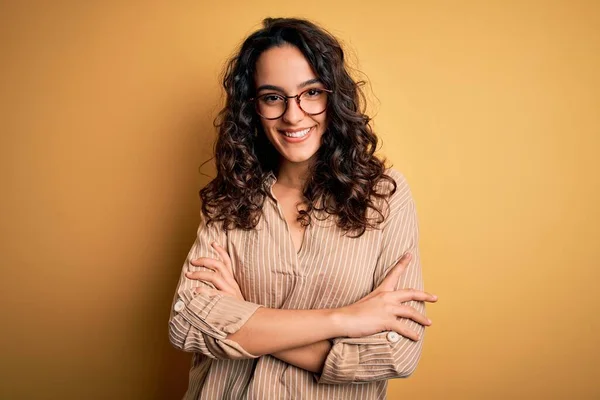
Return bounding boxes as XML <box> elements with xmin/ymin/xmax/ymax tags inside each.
<box><xmin>278</xmin><ymin>126</ymin><xmax>314</xmax><ymax>143</ymax></box>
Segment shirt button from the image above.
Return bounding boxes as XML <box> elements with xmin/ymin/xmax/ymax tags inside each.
<box><xmin>174</xmin><ymin>300</ymin><xmax>185</xmax><ymax>312</ymax></box>
<box><xmin>387</xmin><ymin>331</ymin><xmax>400</xmax><ymax>343</ymax></box>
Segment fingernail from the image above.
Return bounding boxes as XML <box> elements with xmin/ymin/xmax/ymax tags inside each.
<box><xmin>427</xmin><ymin>318</ymin><xmax>432</xmax><ymax>324</ymax></box>
<box><xmin>404</xmin><ymin>253</ymin><xmax>412</xmax><ymax>260</ymax></box>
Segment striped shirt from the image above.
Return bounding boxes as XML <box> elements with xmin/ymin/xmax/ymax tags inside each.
<box><xmin>168</xmin><ymin>168</ymin><xmax>426</xmax><ymax>399</ymax></box>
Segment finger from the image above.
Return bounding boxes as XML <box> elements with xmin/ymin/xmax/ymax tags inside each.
<box><xmin>211</xmin><ymin>242</ymin><xmax>233</xmax><ymax>274</ymax></box>
<box><xmin>191</xmin><ymin>257</ymin><xmax>227</xmax><ymax>276</ymax></box>
<box><xmin>378</xmin><ymin>253</ymin><xmax>411</xmax><ymax>291</ymax></box>
<box><xmin>193</xmin><ymin>286</ymin><xmax>219</xmax><ymax>296</ymax></box>
<box><xmin>186</xmin><ymin>271</ymin><xmax>227</xmax><ymax>291</ymax></box>
<box><xmin>393</xmin><ymin>305</ymin><xmax>432</xmax><ymax>327</ymax></box>
<box><xmin>392</xmin><ymin>288</ymin><xmax>438</xmax><ymax>303</ymax></box>
<box><xmin>387</xmin><ymin>253</ymin><xmax>411</xmax><ymax>280</ymax></box>
<box><xmin>391</xmin><ymin>323</ymin><xmax>420</xmax><ymax>341</ymax></box>
<box><xmin>192</xmin><ymin>254</ymin><xmax>239</xmax><ymax>290</ymax></box>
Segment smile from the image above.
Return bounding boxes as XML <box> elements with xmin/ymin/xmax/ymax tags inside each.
<box><xmin>279</xmin><ymin>127</ymin><xmax>312</xmax><ymax>138</ymax></box>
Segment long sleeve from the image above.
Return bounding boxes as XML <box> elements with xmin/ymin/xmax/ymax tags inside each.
<box><xmin>317</xmin><ymin>171</ymin><xmax>426</xmax><ymax>384</ymax></box>
<box><xmin>168</xmin><ymin>214</ymin><xmax>263</xmax><ymax>360</ymax></box>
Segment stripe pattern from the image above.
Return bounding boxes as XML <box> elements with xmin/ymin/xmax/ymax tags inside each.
<box><xmin>168</xmin><ymin>168</ymin><xmax>426</xmax><ymax>399</ymax></box>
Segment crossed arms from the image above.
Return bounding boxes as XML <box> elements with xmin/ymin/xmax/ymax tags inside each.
<box><xmin>168</xmin><ymin>197</ymin><xmax>437</xmax><ymax>384</ymax></box>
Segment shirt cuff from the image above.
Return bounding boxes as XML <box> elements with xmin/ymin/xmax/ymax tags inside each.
<box><xmin>174</xmin><ymin>289</ymin><xmax>262</xmax><ymax>346</ymax></box>
<box><xmin>316</xmin><ymin>333</ymin><xmax>396</xmax><ymax>385</ymax></box>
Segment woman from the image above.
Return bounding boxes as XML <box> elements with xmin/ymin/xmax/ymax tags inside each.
<box><xmin>168</xmin><ymin>17</ymin><xmax>437</xmax><ymax>399</ymax></box>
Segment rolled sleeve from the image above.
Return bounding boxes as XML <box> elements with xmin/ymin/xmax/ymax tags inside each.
<box><xmin>168</xmin><ymin>216</ymin><xmax>262</xmax><ymax>360</ymax></box>
<box><xmin>317</xmin><ymin>329</ymin><xmax>424</xmax><ymax>384</ymax></box>
<box><xmin>317</xmin><ymin>170</ymin><xmax>426</xmax><ymax>384</ymax></box>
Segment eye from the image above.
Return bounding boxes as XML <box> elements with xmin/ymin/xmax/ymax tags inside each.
<box><xmin>259</xmin><ymin>94</ymin><xmax>284</xmax><ymax>105</ymax></box>
<box><xmin>304</xmin><ymin>88</ymin><xmax>323</xmax><ymax>98</ymax></box>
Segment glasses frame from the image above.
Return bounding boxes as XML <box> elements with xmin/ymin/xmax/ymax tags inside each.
<box><xmin>250</xmin><ymin>88</ymin><xmax>333</xmax><ymax>120</ymax></box>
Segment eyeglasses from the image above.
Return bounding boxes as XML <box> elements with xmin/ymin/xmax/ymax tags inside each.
<box><xmin>250</xmin><ymin>88</ymin><xmax>333</xmax><ymax>120</ymax></box>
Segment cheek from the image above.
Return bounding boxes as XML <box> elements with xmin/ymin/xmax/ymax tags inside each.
<box><xmin>261</xmin><ymin>120</ymin><xmax>277</xmax><ymax>134</ymax></box>
<box><xmin>315</xmin><ymin>113</ymin><xmax>328</xmax><ymax>133</ymax></box>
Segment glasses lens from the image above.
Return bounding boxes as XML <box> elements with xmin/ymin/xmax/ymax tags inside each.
<box><xmin>257</xmin><ymin>94</ymin><xmax>286</xmax><ymax>119</ymax></box>
<box><xmin>299</xmin><ymin>89</ymin><xmax>329</xmax><ymax>115</ymax></box>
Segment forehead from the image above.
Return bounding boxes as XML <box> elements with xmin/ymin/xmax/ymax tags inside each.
<box><xmin>254</xmin><ymin>45</ymin><xmax>317</xmax><ymax>90</ymax></box>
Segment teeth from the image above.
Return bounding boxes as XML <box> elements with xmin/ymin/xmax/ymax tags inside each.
<box><xmin>282</xmin><ymin>127</ymin><xmax>311</xmax><ymax>138</ymax></box>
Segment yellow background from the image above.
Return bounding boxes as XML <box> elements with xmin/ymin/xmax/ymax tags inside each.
<box><xmin>1</xmin><ymin>1</ymin><xmax>598</xmax><ymax>399</ymax></box>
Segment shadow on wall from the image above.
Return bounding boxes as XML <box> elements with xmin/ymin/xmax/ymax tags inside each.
<box><xmin>147</xmin><ymin>100</ymin><xmax>220</xmax><ymax>398</ymax></box>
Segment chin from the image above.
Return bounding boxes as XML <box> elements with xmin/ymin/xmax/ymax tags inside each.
<box><xmin>281</xmin><ymin>150</ymin><xmax>319</xmax><ymax>164</ymax></box>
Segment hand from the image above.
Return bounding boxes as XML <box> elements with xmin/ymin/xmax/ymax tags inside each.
<box><xmin>185</xmin><ymin>242</ymin><xmax>245</xmax><ymax>301</ymax></box>
<box><xmin>334</xmin><ymin>253</ymin><xmax>438</xmax><ymax>340</ymax></box>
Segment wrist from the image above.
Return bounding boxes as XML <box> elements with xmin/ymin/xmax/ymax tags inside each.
<box><xmin>326</xmin><ymin>308</ymin><xmax>348</xmax><ymax>338</ymax></box>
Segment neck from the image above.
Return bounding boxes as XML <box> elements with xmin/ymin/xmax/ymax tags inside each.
<box><xmin>276</xmin><ymin>157</ymin><xmax>313</xmax><ymax>190</ymax></box>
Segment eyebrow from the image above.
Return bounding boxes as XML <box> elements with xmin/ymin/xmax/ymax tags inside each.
<box><xmin>256</xmin><ymin>78</ymin><xmax>323</xmax><ymax>94</ymax></box>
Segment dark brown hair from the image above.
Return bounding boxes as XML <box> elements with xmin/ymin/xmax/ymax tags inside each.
<box><xmin>200</xmin><ymin>17</ymin><xmax>396</xmax><ymax>237</ymax></box>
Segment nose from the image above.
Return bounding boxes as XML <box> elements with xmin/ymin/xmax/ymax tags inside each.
<box><xmin>281</xmin><ymin>97</ymin><xmax>304</xmax><ymax>125</ymax></box>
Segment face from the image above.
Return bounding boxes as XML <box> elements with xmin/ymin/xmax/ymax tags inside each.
<box><xmin>254</xmin><ymin>45</ymin><xmax>328</xmax><ymax>166</ymax></box>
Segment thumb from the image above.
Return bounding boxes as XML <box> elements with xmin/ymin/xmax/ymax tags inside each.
<box><xmin>378</xmin><ymin>253</ymin><xmax>412</xmax><ymax>291</ymax></box>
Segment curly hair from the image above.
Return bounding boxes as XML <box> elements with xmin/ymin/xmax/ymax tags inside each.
<box><xmin>200</xmin><ymin>17</ymin><xmax>396</xmax><ymax>237</ymax></box>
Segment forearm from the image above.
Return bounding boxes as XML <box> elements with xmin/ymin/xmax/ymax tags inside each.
<box><xmin>227</xmin><ymin>307</ymin><xmax>342</xmax><ymax>356</ymax></box>
<box><xmin>272</xmin><ymin>340</ymin><xmax>331</xmax><ymax>373</ymax></box>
